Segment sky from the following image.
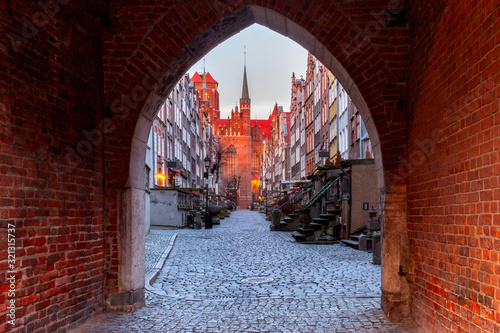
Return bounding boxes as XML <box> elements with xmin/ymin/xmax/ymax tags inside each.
<box><xmin>188</xmin><ymin>24</ymin><xmax>308</xmax><ymax>119</ymax></box>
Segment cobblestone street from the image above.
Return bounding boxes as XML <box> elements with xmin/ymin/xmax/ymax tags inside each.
<box><xmin>73</xmin><ymin>210</ymin><xmax>419</xmax><ymax>333</ymax></box>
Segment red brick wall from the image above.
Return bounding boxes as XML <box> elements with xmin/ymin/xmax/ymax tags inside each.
<box><xmin>407</xmin><ymin>1</ymin><xmax>500</xmax><ymax>332</ymax></box>
<box><xmin>0</xmin><ymin>1</ymin><xmax>106</xmax><ymax>332</ymax></box>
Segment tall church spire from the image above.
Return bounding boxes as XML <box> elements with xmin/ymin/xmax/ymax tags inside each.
<box><xmin>240</xmin><ymin>47</ymin><xmax>251</xmax><ymax>104</ymax></box>
<box><xmin>202</xmin><ymin>58</ymin><xmax>207</xmax><ymax>90</ymax></box>
<box><xmin>201</xmin><ymin>58</ymin><xmax>209</xmax><ymax>105</ymax></box>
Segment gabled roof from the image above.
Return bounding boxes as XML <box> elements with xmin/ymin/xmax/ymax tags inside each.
<box><xmin>190</xmin><ymin>72</ymin><xmax>203</xmax><ymax>83</ymax></box>
<box><xmin>251</xmin><ymin>119</ymin><xmax>272</xmax><ymax>139</ymax></box>
<box><xmin>190</xmin><ymin>72</ymin><xmax>218</xmax><ymax>85</ymax></box>
<box><xmin>204</xmin><ymin>72</ymin><xmax>218</xmax><ymax>84</ymax></box>
<box><xmin>217</xmin><ymin>119</ymin><xmax>228</xmax><ymax>126</ymax></box>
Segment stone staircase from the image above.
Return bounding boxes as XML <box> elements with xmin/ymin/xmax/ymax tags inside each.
<box><xmin>316</xmin><ymin>204</ymin><xmax>342</xmax><ymax>241</ymax></box>
<box><xmin>288</xmin><ymin>176</ymin><xmax>342</xmax><ymax>243</ymax></box>
<box><xmin>279</xmin><ymin>211</ymin><xmax>301</xmax><ymax>231</ymax></box>
<box><xmin>291</xmin><ymin>203</ymin><xmax>342</xmax><ymax>243</ymax></box>
<box><xmin>341</xmin><ymin>226</ymin><xmax>369</xmax><ymax>249</ymax></box>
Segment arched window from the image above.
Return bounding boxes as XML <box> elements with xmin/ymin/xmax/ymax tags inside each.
<box><xmin>227</xmin><ymin>145</ymin><xmax>237</xmax><ymax>178</ymax></box>
<box><xmin>251</xmin><ymin>150</ymin><xmax>260</xmax><ymax>172</ymax></box>
<box><xmin>251</xmin><ymin>125</ymin><xmax>261</xmax><ymax>141</ymax></box>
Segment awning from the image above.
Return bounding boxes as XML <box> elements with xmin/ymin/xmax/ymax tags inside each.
<box><xmin>168</xmin><ymin>168</ymin><xmax>180</xmax><ymax>176</ymax></box>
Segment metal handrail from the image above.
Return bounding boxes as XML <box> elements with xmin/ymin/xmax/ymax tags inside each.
<box><xmin>302</xmin><ymin>176</ymin><xmax>340</xmax><ymax>208</ymax></box>
<box><xmin>272</xmin><ymin>180</ymin><xmax>316</xmax><ymax>213</ymax></box>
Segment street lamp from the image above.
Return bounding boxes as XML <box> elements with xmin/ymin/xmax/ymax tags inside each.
<box><xmin>265</xmin><ymin>178</ymin><xmax>269</xmax><ymax>216</ymax></box>
<box><xmin>204</xmin><ymin>156</ymin><xmax>212</xmax><ymax>229</ymax></box>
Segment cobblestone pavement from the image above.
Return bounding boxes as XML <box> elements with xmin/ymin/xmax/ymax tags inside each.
<box><xmin>145</xmin><ymin>229</ymin><xmax>177</xmax><ymax>275</ymax></box>
<box><xmin>73</xmin><ymin>210</ymin><xmax>420</xmax><ymax>333</ymax></box>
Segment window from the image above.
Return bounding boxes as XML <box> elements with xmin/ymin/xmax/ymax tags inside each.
<box><xmin>145</xmin><ymin>166</ymin><xmax>150</xmax><ymax>190</ymax></box>
<box><xmin>161</xmin><ymin>135</ymin><xmax>164</xmax><ymax>158</ymax></box>
<box><xmin>227</xmin><ymin>145</ymin><xmax>237</xmax><ymax>178</ymax></box>
<box><xmin>356</xmin><ymin>114</ymin><xmax>360</xmax><ymax>141</ymax></box>
<box><xmin>158</xmin><ymin>167</ymin><xmax>163</xmax><ymax>186</ymax></box>
<box><xmin>351</xmin><ymin>118</ymin><xmax>355</xmax><ymax>143</ymax></box>
<box><xmin>252</xmin><ymin>150</ymin><xmax>260</xmax><ymax>172</ymax></box>
<box><xmin>339</xmin><ymin>131</ymin><xmax>343</xmax><ymax>153</ymax></box>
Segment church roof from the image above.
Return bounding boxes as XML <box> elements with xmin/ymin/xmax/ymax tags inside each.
<box><xmin>217</xmin><ymin>119</ymin><xmax>227</xmax><ymax>125</ymax></box>
<box><xmin>205</xmin><ymin>72</ymin><xmax>218</xmax><ymax>84</ymax></box>
<box><xmin>251</xmin><ymin>119</ymin><xmax>272</xmax><ymax>139</ymax></box>
<box><xmin>190</xmin><ymin>72</ymin><xmax>218</xmax><ymax>84</ymax></box>
<box><xmin>190</xmin><ymin>72</ymin><xmax>203</xmax><ymax>83</ymax></box>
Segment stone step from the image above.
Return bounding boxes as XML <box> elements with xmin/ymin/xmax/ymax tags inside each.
<box><xmin>299</xmin><ymin>240</ymin><xmax>341</xmax><ymax>245</ymax></box>
<box><xmin>291</xmin><ymin>231</ymin><xmax>307</xmax><ymax>242</ymax></box>
<box><xmin>309</xmin><ymin>223</ymin><xmax>323</xmax><ymax>230</ymax></box>
<box><xmin>298</xmin><ymin>228</ymin><xmax>314</xmax><ymax>235</ymax></box>
<box><xmin>319</xmin><ymin>214</ymin><xmax>337</xmax><ymax>220</ymax></box>
<box><xmin>280</xmin><ymin>221</ymin><xmax>288</xmax><ymax>226</ymax></box>
<box><xmin>283</xmin><ymin>217</ymin><xmax>294</xmax><ymax>222</ymax></box>
<box><xmin>318</xmin><ymin>235</ymin><xmax>338</xmax><ymax>242</ymax></box>
<box><xmin>341</xmin><ymin>239</ymin><xmax>359</xmax><ymax>249</ymax></box>
<box><xmin>312</xmin><ymin>217</ymin><xmax>329</xmax><ymax>225</ymax></box>
<box><xmin>288</xmin><ymin>213</ymin><xmax>299</xmax><ymax>218</ymax></box>
<box><xmin>280</xmin><ymin>221</ymin><xmax>300</xmax><ymax>232</ymax></box>
<box><xmin>327</xmin><ymin>209</ymin><xmax>341</xmax><ymax>215</ymax></box>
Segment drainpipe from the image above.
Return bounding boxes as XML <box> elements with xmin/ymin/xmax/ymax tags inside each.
<box><xmin>340</xmin><ymin>164</ymin><xmax>351</xmax><ymax>236</ymax></box>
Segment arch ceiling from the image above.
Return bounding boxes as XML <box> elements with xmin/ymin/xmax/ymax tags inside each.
<box><xmin>102</xmin><ymin>2</ymin><xmax>409</xmax><ymax>191</ymax></box>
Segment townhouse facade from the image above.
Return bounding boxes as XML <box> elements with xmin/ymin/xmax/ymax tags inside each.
<box><xmin>147</xmin><ymin>73</ymin><xmax>210</xmax><ymax>192</ymax></box>
<box><xmin>290</xmin><ymin>73</ymin><xmax>306</xmax><ymax>181</ymax></box>
<box><xmin>328</xmin><ymin>72</ymin><xmax>338</xmax><ymax>161</ymax></box>
<box><xmin>287</xmin><ymin>52</ymin><xmax>373</xmax><ymax>182</ymax></box>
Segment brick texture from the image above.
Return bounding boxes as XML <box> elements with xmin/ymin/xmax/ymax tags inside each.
<box><xmin>0</xmin><ymin>1</ymin><xmax>106</xmax><ymax>332</ymax></box>
<box><xmin>406</xmin><ymin>1</ymin><xmax>500</xmax><ymax>332</ymax></box>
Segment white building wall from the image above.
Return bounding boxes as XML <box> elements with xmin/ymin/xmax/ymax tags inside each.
<box><xmin>337</xmin><ymin>82</ymin><xmax>349</xmax><ymax>160</ymax></box>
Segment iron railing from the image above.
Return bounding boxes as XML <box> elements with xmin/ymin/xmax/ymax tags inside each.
<box><xmin>272</xmin><ymin>180</ymin><xmax>316</xmax><ymax>213</ymax></box>
<box><xmin>302</xmin><ymin>176</ymin><xmax>340</xmax><ymax>208</ymax></box>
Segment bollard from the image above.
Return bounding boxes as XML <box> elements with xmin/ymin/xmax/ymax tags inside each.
<box><xmin>366</xmin><ymin>207</ymin><xmax>381</xmax><ymax>265</ymax></box>
<box><xmin>195</xmin><ymin>211</ymin><xmax>202</xmax><ymax>229</ymax></box>
<box><xmin>205</xmin><ymin>212</ymin><xmax>213</xmax><ymax>229</ymax></box>
<box><xmin>272</xmin><ymin>209</ymin><xmax>281</xmax><ymax>231</ymax></box>
<box><xmin>372</xmin><ymin>231</ymin><xmax>381</xmax><ymax>265</ymax></box>
<box><xmin>358</xmin><ymin>234</ymin><xmax>368</xmax><ymax>251</ymax></box>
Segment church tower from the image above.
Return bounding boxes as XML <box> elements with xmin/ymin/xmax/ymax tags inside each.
<box><xmin>240</xmin><ymin>51</ymin><xmax>251</xmax><ymax>136</ymax></box>
<box><xmin>215</xmin><ymin>49</ymin><xmax>274</xmax><ymax>209</ymax></box>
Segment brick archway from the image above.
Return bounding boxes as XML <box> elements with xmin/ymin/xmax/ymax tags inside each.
<box><xmin>104</xmin><ymin>2</ymin><xmax>411</xmax><ymax>319</ymax></box>
<box><xmin>3</xmin><ymin>1</ymin><xmax>499</xmax><ymax>331</ymax></box>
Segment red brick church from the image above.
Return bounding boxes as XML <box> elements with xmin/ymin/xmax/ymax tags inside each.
<box><xmin>191</xmin><ymin>65</ymin><xmax>271</xmax><ymax>208</ymax></box>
